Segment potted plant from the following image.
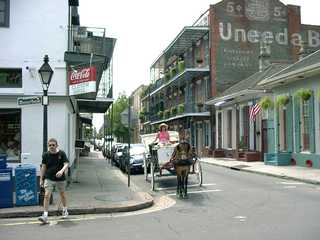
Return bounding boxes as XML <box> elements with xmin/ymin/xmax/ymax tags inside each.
<box><xmin>178</xmin><ymin>60</ymin><xmax>185</xmax><ymax>73</ymax></box>
<box><xmin>139</xmin><ymin>111</ymin><xmax>145</xmax><ymax>121</ymax></box>
<box><xmin>276</xmin><ymin>95</ymin><xmax>290</xmax><ymax>107</ymax></box>
<box><xmin>259</xmin><ymin>97</ymin><xmax>274</xmax><ymax>110</ymax></box>
<box><xmin>164</xmin><ymin>71</ymin><xmax>170</xmax><ymax>82</ymax></box>
<box><xmin>158</xmin><ymin>111</ymin><xmax>163</xmax><ymax>119</ymax></box>
<box><xmin>164</xmin><ymin>109</ymin><xmax>170</xmax><ymax>119</ymax></box>
<box><xmin>178</xmin><ymin>104</ymin><xmax>184</xmax><ymax>114</ymax></box>
<box><xmin>171</xmin><ymin>106</ymin><xmax>177</xmax><ymax>116</ymax></box>
<box><xmin>170</xmin><ymin>67</ymin><xmax>177</xmax><ymax>79</ymax></box>
<box><xmin>295</xmin><ymin>88</ymin><xmax>312</xmax><ymax>101</ymax></box>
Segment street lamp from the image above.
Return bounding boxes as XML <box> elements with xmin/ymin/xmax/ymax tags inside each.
<box><xmin>38</xmin><ymin>55</ymin><xmax>54</xmax><ymax>153</ymax></box>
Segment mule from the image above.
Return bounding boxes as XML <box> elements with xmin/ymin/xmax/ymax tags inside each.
<box><xmin>175</xmin><ymin>164</ymin><xmax>190</xmax><ymax>198</ymax></box>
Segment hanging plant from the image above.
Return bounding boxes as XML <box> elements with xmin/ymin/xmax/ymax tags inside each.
<box><xmin>295</xmin><ymin>88</ymin><xmax>312</xmax><ymax>101</ymax></box>
<box><xmin>276</xmin><ymin>95</ymin><xmax>290</xmax><ymax>107</ymax></box>
<box><xmin>259</xmin><ymin>97</ymin><xmax>274</xmax><ymax>110</ymax></box>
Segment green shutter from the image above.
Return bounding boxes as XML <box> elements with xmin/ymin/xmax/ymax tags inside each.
<box><xmin>267</xmin><ymin>109</ymin><xmax>275</xmax><ymax>153</ymax></box>
<box><xmin>309</xmin><ymin>92</ymin><xmax>315</xmax><ymax>153</ymax></box>
<box><xmin>294</xmin><ymin>96</ymin><xmax>301</xmax><ymax>153</ymax></box>
<box><xmin>275</xmin><ymin>107</ymin><xmax>279</xmax><ymax>153</ymax></box>
<box><xmin>286</xmin><ymin>97</ymin><xmax>293</xmax><ymax>152</ymax></box>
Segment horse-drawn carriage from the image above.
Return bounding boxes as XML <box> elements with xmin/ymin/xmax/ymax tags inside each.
<box><xmin>140</xmin><ymin>131</ymin><xmax>203</xmax><ymax>192</ymax></box>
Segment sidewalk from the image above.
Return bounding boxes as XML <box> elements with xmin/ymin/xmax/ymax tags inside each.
<box><xmin>201</xmin><ymin>157</ymin><xmax>320</xmax><ymax>185</ymax></box>
<box><xmin>0</xmin><ymin>152</ymin><xmax>153</xmax><ymax>218</ymax></box>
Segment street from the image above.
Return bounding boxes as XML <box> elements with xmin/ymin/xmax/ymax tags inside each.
<box><xmin>1</xmin><ymin>162</ymin><xmax>320</xmax><ymax>240</ymax></box>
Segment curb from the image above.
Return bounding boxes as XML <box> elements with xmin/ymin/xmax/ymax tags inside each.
<box><xmin>0</xmin><ymin>192</ymin><xmax>153</xmax><ymax>219</ymax></box>
<box><xmin>201</xmin><ymin>161</ymin><xmax>320</xmax><ymax>185</ymax></box>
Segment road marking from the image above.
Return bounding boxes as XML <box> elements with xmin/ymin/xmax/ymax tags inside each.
<box><xmin>157</xmin><ymin>183</ymin><xmax>217</xmax><ymax>191</ymax></box>
<box><xmin>233</xmin><ymin>216</ymin><xmax>247</xmax><ymax>222</ymax></box>
<box><xmin>0</xmin><ymin>196</ymin><xmax>176</xmax><ymax>227</ymax></box>
<box><xmin>167</xmin><ymin>189</ymin><xmax>222</xmax><ymax>196</ymax></box>
<box><xmin>283</xmin><ymin>186</ymin><xmax>297</xmax><ymax>189</ymax></box>
<box><xmin>278</xmin><ymin>181</ymin><xmax>305</xmax><ymax>185</ymax></box>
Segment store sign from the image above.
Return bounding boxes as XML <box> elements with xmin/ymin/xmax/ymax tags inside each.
<box><xmin>68</xmin><ymin>67</ymin><xmax>96</xmax><ymax>96</ymax></box>
<box><xmin>17</xmin><ymin>96</ymin><xmax>41</xmax><ymax>106</ymax></box>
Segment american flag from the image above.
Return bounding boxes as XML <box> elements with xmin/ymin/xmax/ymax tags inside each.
<box><xmin>249</xmin><ymin>103</ymin><xmax>261</xmax><ymax>121</ymax></box>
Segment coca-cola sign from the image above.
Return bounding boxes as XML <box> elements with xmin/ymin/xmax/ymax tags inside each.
<box><xmin>68</xmin><ymin>66</ymin><xmax>97</xmax><ymax>96</ymax></box>
<box><xmin>68</xmin><ymin>67</ymin><xmax>96</xmax><ymax>85</ymax></box>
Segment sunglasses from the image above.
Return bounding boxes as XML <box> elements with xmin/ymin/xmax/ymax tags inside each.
<box><xmin>48</xmin><ymin>144</ymin><xmax>56</xmax><ymax>147</ymax></box>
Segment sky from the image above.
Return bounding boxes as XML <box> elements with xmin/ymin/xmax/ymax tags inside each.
<box><xmin>78</xmin><ymin>0</ymin><xmax>319</xmax><ymax>130</ymax></box>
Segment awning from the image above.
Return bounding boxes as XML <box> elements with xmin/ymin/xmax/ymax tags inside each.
<box><xmin>77</xmin><ymin>97</ymin><xmax>113</xmax><ymax>113</ymax></box>
<box><xmin>151</xmin><ymin>112</ymin><xmax>210</xmax><ymax>125</ymax></box>
<box><xmin>205</xmin><ymin>90</ymin><xmax>266</xmax><ymax>106</ymax></box>
<box><xmin>79</xmin><ymin>116</ymin><xmax>92</xmax><ymax>125</ymax></box>
<box><xmin>152</xmin><ymin>26</ymin><xmax>209</xmax><ymax>68</ymax></box>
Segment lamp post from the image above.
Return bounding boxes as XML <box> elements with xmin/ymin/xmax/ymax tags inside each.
<box><xmin>38</xmin><ymin>55</ymin><xmax>54</xmax><ymax>153</ymax></box>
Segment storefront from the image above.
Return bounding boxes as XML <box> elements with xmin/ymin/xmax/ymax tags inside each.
<box><xmin>0</xmin><ymin>109</ymin><xmax>21</xmax><ymax>162</ymax></box>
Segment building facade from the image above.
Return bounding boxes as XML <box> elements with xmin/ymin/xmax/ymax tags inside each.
<box><xmin>0</xmin><ymin>0</ymin><xmax>115</xmax><ymax>172</ymax></box>
<box><xmin>140</xmin><ymin>0</ymin><xmax>320</xmax><ymax>157</ymax></box>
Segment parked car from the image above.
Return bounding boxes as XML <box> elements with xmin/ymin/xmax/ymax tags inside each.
<box><xmin>119</xmin><ymin>143</ymin><xmax>147</xmax><ymax>173</ymax></box>
<box><xmin>110</xmin><ymin>143</ymin><xmax>123</xmax><ymax>165</ymax></box>
<box><xmin>114</xmin><ymin>144</ymin><xmax>128</xmax><ymax>168</ymax></box>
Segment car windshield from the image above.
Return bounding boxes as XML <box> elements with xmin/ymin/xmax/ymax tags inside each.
<box><xmin>130</xmin><ymin>146</ymin><xmax>145</xmax><ymax>155</ymax></box>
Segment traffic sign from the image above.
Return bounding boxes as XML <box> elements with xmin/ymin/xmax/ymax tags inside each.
<box><xmin>17</xmin><ymin>96</ymin><xmax>41</xmax><ymax>106</ymax></box>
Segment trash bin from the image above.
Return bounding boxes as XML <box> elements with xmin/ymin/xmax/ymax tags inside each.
<box><xmin>0</xmin><ymin>168</ymin><xmax>13</xmax><ymax>208</ymax></box>
<box><xmin>15</xmin><ymin>164</ymin><xmax>38</xmax><ymax>206</ymax></box>
<box><xmin>0</xmin><ymin>154</ymin><xmax>7</xmax><ymax>169</ymax></box>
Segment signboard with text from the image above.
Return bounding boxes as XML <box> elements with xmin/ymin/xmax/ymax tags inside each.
<box><xmin>17</xmin><ymin>96</ymin><xmax>41</xmax><ymax>106</ymax></box>
<box><xmin>210</xmin><ymin>0</ymin><xmax>320</xmax><ymax>92</ymax></box>
<box><xmin>68</xmin><ymin>67</ymin><xmax>97</xmax><ymax>96</ymax></box>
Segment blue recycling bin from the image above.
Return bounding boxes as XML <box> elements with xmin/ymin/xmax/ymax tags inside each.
<box><xmin>15</xmin><ymin>164</ymin><xmax>38</xmax><ymax>206</ymax></box>
<box><xmin>0</xmin><ymin>168</ymin><xmax>13</xmax><ymax>208</ymax></box>
<box><xmin>0</xmin><ymin>154</ymin><xmax>7</xmax><ymax>169</ymax></box>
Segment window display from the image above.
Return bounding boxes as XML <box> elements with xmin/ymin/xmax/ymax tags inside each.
<box><xmin>0</xmin><ymin>109</ymin><xmax>21</xmax><ymax>162</ymax></box>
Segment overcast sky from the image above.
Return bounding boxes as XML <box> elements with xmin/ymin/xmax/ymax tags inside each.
<box><xmin>78</xmin><ymin>0</ymin><xmax>319</xmax><ymax>130</ymax></box>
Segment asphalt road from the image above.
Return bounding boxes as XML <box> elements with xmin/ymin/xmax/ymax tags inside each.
<box><xmin>1</xmin><ymin>162</ymin><xmax>320</xmax><ymax>240</ymax></box>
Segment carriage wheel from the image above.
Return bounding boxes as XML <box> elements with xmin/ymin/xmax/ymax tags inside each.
<box><xmin>193</xmin><ymin>159</ymin><xmax>203</xmax><ymax>186</ymax></box>
<box><xmin>150</xmin><ymin>161</ymin><xmax>155</xmax><ymax>191</ymax></box>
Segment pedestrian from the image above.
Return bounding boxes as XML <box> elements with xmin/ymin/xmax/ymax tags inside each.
<box><xmin>38</xmin><ymin>138</ymin><xmax>69</xmax><ymax>224</ymax></box>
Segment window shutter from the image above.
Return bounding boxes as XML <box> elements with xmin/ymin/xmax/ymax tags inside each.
<box><xmin>267</xmin><ymin>109</ymin><xmax>275</xmax><ymax>153</ymax></box>
<box><xmin>286</xmin><ymin>97</ymin><xmax>293</xmax><ymax>152</ymax></box>
<box><xmin>275</xmin><ymin>107</ymin><xmax>279</xmax><ymax>152</ymax></box>
<box><xmin>309</xmin><ymin>92</ymin><xmax>315</xmax><ymax>153</ymax></box>
<box><xmin>294</xmin><ymin>96</ymin><xmax>301</xmax><ymax>153</ymax></box>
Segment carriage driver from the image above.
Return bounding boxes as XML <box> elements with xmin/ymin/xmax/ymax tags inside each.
<box><xmin>152</xmin><ymin>123</ymin><xmax>170</xmax><ymax>145</ymax></box>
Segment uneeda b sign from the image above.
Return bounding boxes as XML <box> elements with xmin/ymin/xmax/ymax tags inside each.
<box><xmin>209</xmin><ymin>0</ymin><xmax>320</xmax><ymax>93</ymax></box>
<box><xmin>68</xmin><ymin>67</ymin><xmax>96</xmax><ymax>96</ymax></box>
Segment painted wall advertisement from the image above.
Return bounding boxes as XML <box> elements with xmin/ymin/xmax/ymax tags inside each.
<box><xmin>211</xmin><ymin>0</ymin><xmax>320</xmax><ymax>92</ymax></box>
<box><xmin>68</xmin><ymin>67</ymin><xmax>96</xmax><ymax>96</ymax></box>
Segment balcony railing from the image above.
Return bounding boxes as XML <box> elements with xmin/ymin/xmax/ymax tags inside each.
<box><xmin>68</xmin><ymin>26</ymin><xmax>107</xmax><ymax>56</ymax></box>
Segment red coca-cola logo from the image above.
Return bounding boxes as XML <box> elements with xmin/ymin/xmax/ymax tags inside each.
<box><xmin>69</xmin><ymin>67</ymin><xmax>96</xmax><ymax>84</ymax></box>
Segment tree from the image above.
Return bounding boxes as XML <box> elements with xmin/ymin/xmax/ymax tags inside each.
<box><xmin>105</xmin><ymin>92</ymin><xmax>129</xmax><ymax>143</ymax></box>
